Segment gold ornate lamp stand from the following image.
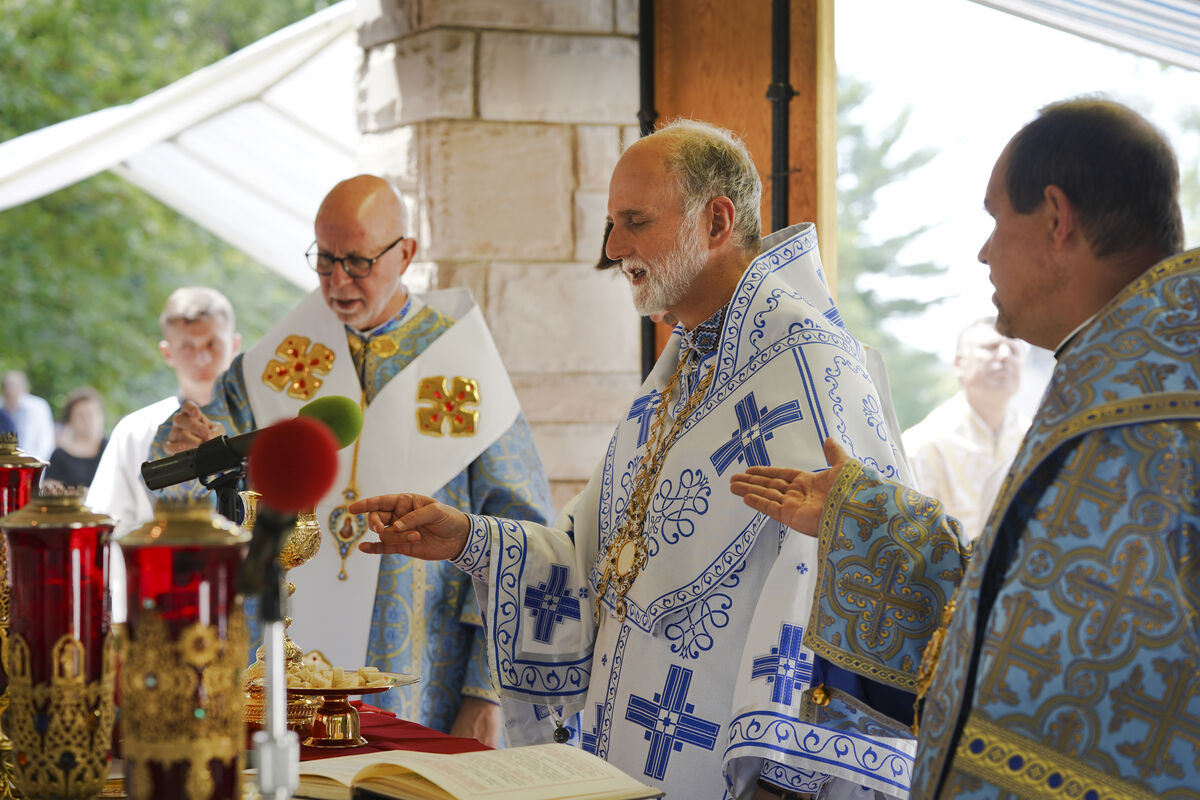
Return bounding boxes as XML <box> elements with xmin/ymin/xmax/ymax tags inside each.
<box><xmin>240</xmin><ymin>492</ymin><xmax>323</xmax><ymax>732</ymax></box>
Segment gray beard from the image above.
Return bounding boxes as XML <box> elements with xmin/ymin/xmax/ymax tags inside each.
<box><xmin>626</xmin><ymin>225</ymin><xmax>708</xmax><ymax>317</ymax></box>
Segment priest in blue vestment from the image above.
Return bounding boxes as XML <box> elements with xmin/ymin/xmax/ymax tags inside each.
<box><xmin>349</xmin><ymin>121</ymin><xmax>918</xmax><ymax>799</ymax></box>
<box><xmin>150</xmin><ymin>175</ymin><xmax>554</xmax><ymax>744</ymax></box>
<box><xmin>733</xmin><ymin>99</ymin><xmax>1200</xmax><ymax>799</ymax></box>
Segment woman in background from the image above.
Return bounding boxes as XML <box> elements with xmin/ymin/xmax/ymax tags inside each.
<box><xmin>44</xmin><ymin>386</ymin><xmax>107</xmax><ymax>490</ymax></box>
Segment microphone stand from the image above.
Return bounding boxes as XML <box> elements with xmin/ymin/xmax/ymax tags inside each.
<box><xmin>249</xmin><ymin>521</ymin><xmax>299</xmax><ymax>800</ymax></box>
<box><xmin>196</xmin><ymin>440</ymin><xmax>247</xmax><ymax>524</ymax></box>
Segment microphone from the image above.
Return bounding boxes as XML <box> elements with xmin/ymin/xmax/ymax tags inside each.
<box><xmin>141</xmin><ymin>394</ymin><xmax>363</xmax><ymax>491</ymax></box>
<box><xmin>237</xmin><ymin>416</ymin><xmax>340</xmax><ymax>597</ymax></box>
<box><xmin>242</xmin><ymin>417</ymin><xmax>340</xmax><ymax>794</ymax></box>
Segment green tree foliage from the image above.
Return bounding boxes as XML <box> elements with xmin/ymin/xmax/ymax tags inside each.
<box><xmin>836</xmin><ymin>75</ymin><xmax>957</xmax><ymax>429</ymax></box>
<box><xmin>0</xmin><ymin>0</ymin><xmax>317</xmax><ymax>424</ymax></box>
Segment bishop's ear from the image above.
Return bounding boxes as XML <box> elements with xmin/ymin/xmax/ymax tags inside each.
<box><xmin>707</xmin><ymin>195</ymin><xmax>736</xmax><ymax>247</ymax></box>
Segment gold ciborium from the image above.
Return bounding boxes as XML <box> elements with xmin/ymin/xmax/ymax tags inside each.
<box><xmin>239</xmin><ymin>490</ymin><xmax>321</xmax><ymax>732</ymax></box>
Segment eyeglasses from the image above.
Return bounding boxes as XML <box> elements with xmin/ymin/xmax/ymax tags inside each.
<box><xmin>306</xmin><ymin>235</ymin><xmax>406</xmax><ymax>278</ymax></box>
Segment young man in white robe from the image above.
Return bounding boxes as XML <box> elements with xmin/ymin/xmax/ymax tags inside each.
<box><xmin>87</xmin><ymin>287</ymin><xmax>241</xmax><ymax>538</ymax></box>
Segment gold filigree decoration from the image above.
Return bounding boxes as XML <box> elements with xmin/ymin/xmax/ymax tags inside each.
<box><xmin>417</xmin><ymin>376</ymin><xmax>480</xmax><ymax>437</ymax></box>
<box><xmin>595</xmin><ymin>361</ymin><xmax>715</xmax><ymax>623</ymax></box>
<box><xmin>913</xmin><ymin>597</ymin><xmax>956</xmax><ymax>736</ymax></box>
<box><xmin>3</xmin><ymin>632</ymin><xmax>116</xmax><ymax>800</ymax></box>
<box><xmin>120</xmin><ymin>608</ymin><xmax>248</xmax><ymax>800</ymax></box>
<box><xmin>262</xmin><ymin>335</ymin><xmax>336</xmax><ymax>401</ymax></box>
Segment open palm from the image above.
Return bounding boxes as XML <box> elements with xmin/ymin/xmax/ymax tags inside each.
<box><xmin>729</xmin><ymin>438</ymin><xmax>850</xmax><ymax>535</ymax></box>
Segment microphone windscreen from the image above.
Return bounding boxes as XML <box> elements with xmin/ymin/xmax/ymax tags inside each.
<box><xmin>247</xmin><ymin>416</ymin><xmax>339</xmax><ymax>512</ymax></box>
<box><xmin>298</xmin><ymin>395</ymin><xmax>363</xmax><ymax>449</ymax></box>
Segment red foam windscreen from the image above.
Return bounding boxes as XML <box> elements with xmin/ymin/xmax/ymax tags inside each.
<box><xmin>247</xmin><ymin>416</ymin><xmax>339</xmax><ymax>512</ymax></box>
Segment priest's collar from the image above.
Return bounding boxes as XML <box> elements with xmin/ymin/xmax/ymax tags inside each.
<box><xmin>346</xmin><ymin>294</ymin><xmax>415</xmax><ymax>341</ymax></box>
<box><xmin>1053</xmin><ymin>312</ymin><xmax>1096</xmax><ymax>360</ymax></box>
<box><xmin>679</xmin><ymin>304</ymin><xmax>727</xmax><ymax>364</ymax></box>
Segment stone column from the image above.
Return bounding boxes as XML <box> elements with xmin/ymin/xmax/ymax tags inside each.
<box><xmin>355</xmin><ymin>0</ymin><xmax>641</xmax><ymax>509</ymax></box>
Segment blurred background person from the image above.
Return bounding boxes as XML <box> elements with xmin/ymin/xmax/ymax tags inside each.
<box><xmin>902</xmin><ymin>316</ymin><xmax>1030</xmax><ymax>542</ymax></box>
<box><xmin>87</xmin><ymin>287</ymin><xmax>240</xmax><ymax>536</ymax></box>
<box><xmin>2</xmin><ymin>370</ymin><xmax>55</xmax><ymax>461</ymax></box>
<box><xmin>44</xmin><ymin>386</ymin><xmax>107</xmax><ymax>490</ymax></box>
<box><xmin>0</xmin><ymin>407</ymin><xmax>14</xmax><ymax>437</ymax></box>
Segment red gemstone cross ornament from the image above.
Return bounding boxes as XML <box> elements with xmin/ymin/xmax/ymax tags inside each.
<box><xmin>417</xmin><ymin>376</ymin><xmax>480</xmax><ymax>437</ymax></box>
<box><xmin>262</xmin><ymin>335</ymin><xmax>336</xmax><ymax>401</ymax></box>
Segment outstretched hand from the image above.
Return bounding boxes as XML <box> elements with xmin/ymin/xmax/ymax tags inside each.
<box><xmin>729</xmin><ymin>437</ymin><xmax>851</xmax><ymax>536</ymax></box>
<box><xmin>349</xmin><ymin>493</ymin><xmax>471</xmax><ymax>561</ymax></box>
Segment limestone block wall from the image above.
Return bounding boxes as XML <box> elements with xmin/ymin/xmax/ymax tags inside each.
<box><xmin>354</xmin><ymin>0</ymin><xmax>642</xmax><ymax>510</ymax></box>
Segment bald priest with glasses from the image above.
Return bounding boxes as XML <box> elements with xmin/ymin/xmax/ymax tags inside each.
<box><xmin>149</xmin><ymin>175</ymin><xmax>554</xmax><ymax>746</ymax></box>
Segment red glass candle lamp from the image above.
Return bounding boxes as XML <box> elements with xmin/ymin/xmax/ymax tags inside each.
<box><xmin>0</xmin><ymin>487</ymin><xmax>114</xmax><ymax>800</ymax></box>
<box><xmin>119</xmin><ymin>499</ymin><xmax>249</xmax><ymax>800</ymax></box>
<box><xmin>0</xmin><ymin>434</ymin><xmax>47</xmax><ymax>800</ymax></box>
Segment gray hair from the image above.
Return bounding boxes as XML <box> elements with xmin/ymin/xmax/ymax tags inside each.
<box><xmin>652</xmin><ymin>119</ymin><xmax>762</xmax><ymax>252</ymax></box>
<box><xmin>159</xmin><ymin>287</ymin><xmax>235</xmax><ymax>336</ymax></box>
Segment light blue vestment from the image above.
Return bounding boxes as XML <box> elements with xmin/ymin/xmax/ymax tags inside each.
<box><xmin>807</xmin><ymin>248</ymin><xmax>1200</xmax><ymax>799</ymax></box>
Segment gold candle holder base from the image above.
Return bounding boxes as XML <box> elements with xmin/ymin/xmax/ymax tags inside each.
<box><xmin>281</xmin><ymin>674</ymin><xmax>417</xmax><ymax>749</ymax></box>
<box><xmin>303</xmin><ymin>695</ymin><xmax>368</xmax><ymax>749</ymax></box>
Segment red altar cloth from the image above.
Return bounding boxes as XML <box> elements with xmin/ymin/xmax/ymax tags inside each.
<box><xmin>299</xmin><ymin>702</ymin><xmax>490</xmax><ymax>761</ymax></box>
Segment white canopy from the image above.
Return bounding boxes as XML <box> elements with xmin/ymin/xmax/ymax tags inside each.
<box><xmin>969</xmin><ymin>0</ymin><xmax>1200</xmax><ymax>72</ymax></box>
<box><xmin>0</xmin><ymin>1</ymin><xmax>359</xmax><ymax>289</ymax></box>
<box><xmin>1</xmin><ymin>0</ymin><xmax>1198</xmax><ymax>291</ymax></box>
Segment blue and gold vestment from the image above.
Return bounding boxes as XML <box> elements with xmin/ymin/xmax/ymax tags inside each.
<box><xmin>808</xmin><ymin>249</ymin><xmax>1200</xmax><ymax>799</ymax></box>
<box><xmin>149</xmin><ymin>289</ymin><xmax>554</xmax><ymax>734</ymax></box>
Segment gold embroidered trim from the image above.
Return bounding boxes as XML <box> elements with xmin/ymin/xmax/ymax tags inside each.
<box><xmin>262</xmin><ymin>335</ymin><xmax>336</xmax><ymax>400</ymax></box>
<box><xmin>416</xmin><ymin>377</ymin><xmax>480</xmax><ymax>437</ymax></box>
<box><xmin>989</xmin><ymin>394</ymin><xmax>1200</xmax><ymax>532</ymax></box>
<box><xmin>804</xmin><ymin>461</ymin><xmax>922</xmax><ymax>692</ymax></box>
<box><xmin>956</xmin><ymin>715</ymin><xmax>1158</xmax><ymax>800</ymax></box>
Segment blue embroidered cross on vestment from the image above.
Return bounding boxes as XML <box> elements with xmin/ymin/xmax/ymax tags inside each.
<box><xmin>524</xmin><ymin>564</ymin><xmax>580</xmax><ymax>643</ymax></box>
<box><xmin>626</xmin><ymin>664</ymin><xmax>721</xmax><ymax>780</ymax></box>
<box><xmin>751</xmin><ymin>623</ymin><xmax>813</xmax><ymax>705</ymax></box>
<box><xmin>627</xmin><ymin>390</ymin><xmax>661</xmax><ymax>447</ymax></box>
<box><xmin>710</xmin><ymin>392</ymin><xmax>803</xmax><ymax>474</ymax></box>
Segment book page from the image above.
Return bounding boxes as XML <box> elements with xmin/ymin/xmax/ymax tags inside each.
<box><xmin>297</xmin><ymin>752</ymin><xmax>397</xmax><ymax>799</ymax></box>
<box><xmin>354</xmin><ymin>744</ymin><xmax>661</xmax><ymax>800</ymax></box>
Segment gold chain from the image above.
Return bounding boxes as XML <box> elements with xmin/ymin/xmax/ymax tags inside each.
<box><xmin>594</xmin><ymin>359</ymin><xmax>715</xmax><ymax>623</ymax></box>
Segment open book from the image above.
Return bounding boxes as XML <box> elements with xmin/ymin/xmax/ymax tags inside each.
<box><xmin>295</xmin><ymin>743</ymin><xmax>663</xmax><ymax>800</ymax></box>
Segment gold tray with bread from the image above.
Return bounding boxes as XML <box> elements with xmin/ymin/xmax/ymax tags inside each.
<box><xmin>250</xmin><ymin>654</ymin><xmax>419</xmax><ymax>748</ymax></box>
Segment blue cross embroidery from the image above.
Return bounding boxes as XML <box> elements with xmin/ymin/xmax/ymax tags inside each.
<box><xmin>627</xmin><ymin>390</ymin><xmax>661</xmax><ymax>447</ymax></box>
<box><xmin>524</xmin><ymin>564</ymin><xmax>580</xmax><ymax>643</ymax></box>
<box><xmin>710</xmin><ymin>392</ymin><xmax>803</xmax><ymax>475</ymax></box>
<box><xmin>797</xmin><ymin>563</ymin><xmax>808</xmax><ymax>575</ymax></box>
<box><xmin>750</xmin><ymin>623</ymin><xmax>812</xmax><ymax>706</ymax></box>
<box><xmin>626</xmin><ymin>665</ymin><xmax>720</xmax><ymax>780</ymax></box>
<box><xmin>581</xmin><ymin>703</ymin><xmax>604</xmax><ymax>755</ymax></box>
